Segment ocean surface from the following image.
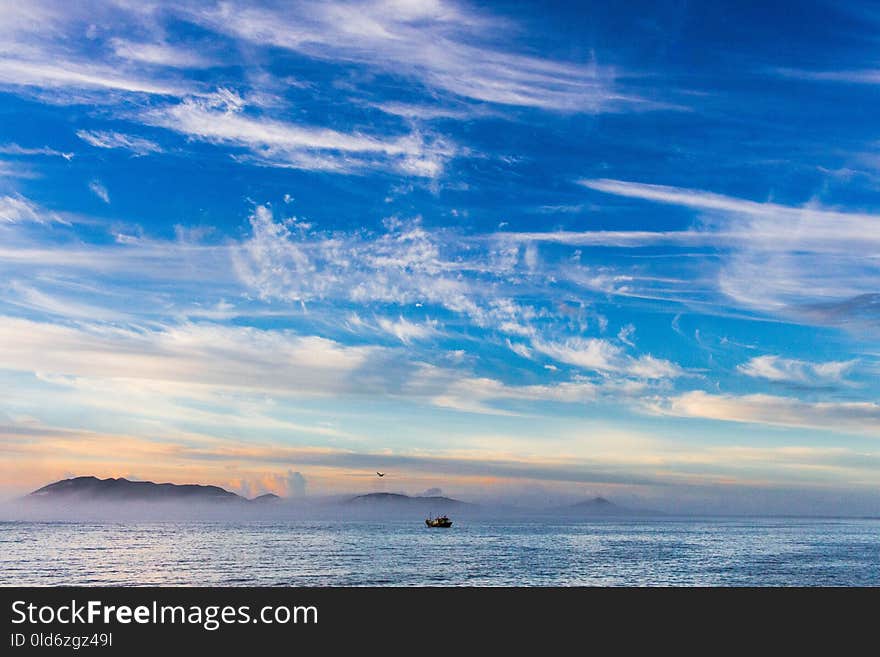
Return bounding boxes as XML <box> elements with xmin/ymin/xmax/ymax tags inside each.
<box><xmin>2</xmin><ymin>517</ymin><xmax>879</xmax><ymax>586</ymax></box>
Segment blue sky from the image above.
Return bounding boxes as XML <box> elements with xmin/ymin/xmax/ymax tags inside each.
<box><xmin>1</xmin><ymin>0</ymin><xmax>879</xmax><ymax>513</ymax></box>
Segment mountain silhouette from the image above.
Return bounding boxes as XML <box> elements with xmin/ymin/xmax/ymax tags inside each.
<box><xmin>346</xmin><ymin>492</ymin><xmax>469</xmax><ymax>508</ymax></box>
<box><xmin>554</xmin><ymin>496</ymin><xmax>660</xmax><ymax>516</ymax></box>
<box><xmin>568</xmin><ymin>496</ymin><xmax>616</xmax><ymax>511</ymax></box>
<box><xmin>28</xmin><ymin>476</ymin><xmax>244</xmax><ymax>503</ymax></box>
<box><xmin>251</xmin><ymin>493</ymin><xmax>281</xmax><ymax>503</ymax></box>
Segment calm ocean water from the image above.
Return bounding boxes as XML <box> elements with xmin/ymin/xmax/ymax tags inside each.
<box><xmin>1</xmin><ymin>518</ymin><xmax>878</xmax><ymax>586</ymax></box>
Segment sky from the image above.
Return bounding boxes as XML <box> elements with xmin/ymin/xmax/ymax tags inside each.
<box><xmin>1</xmin><ymin>0</ymin><xmax>879</xmax><ymax>514</ymax></box>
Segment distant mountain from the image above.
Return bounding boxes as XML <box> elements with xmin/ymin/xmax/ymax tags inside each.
<box><xmin>28</xmin><ymin>476</ymin><xmax>243</xmax><ymax>503</ymax></box>
<box><xmin>568</xmin><ymin>496</ymin><xmax>617</xmax><ymax>512</ymax></box>
<box><xmin>345</xmin><ymin>492</ymin><xmax>470</xmax><ymax>508</ymax></box>
<box><xmin>554</xmin><ymin>496</ymin><xmax>659</xmax><ymax>516</ymax></box>
<box><xmin>252</xmin><ymin>493</ymin><xmax>281</xmax><ymax>503</ymax></box>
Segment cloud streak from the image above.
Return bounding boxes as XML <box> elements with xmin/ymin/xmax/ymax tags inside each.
<box><xmin>185</xmin><ymin>0</ymin><xmax>631</xmax><ymax>112</ymax></box>
<box><xmin>0</xmin><ymin>143</ymin><xmax>73</xmax><ymax>160</ymax></box>
<box><xmin>77</xmin><ymin>130</ymin><xmax>163</xmax><ymax>156</ymax></box>
<box><xmin>652</xmin><ymin>391</ymin><xmax>880</xmax><ymax>436</ymax></box>
<box><xmin>532</xmin><ymin>338</ymin><xmax>685</xmax><ymax>379</ymax></box>
<box><xmin>145</xmin><ymin>91</ymin><xmax>454</xmax><ymax>176</ymax></box>
<box><xmin>109</xmin><ymin>38</ymin><xmax>216</xmax><ymax>69</ymax></box>
<box><xmin>0</xmin><ymin>194</ymin><xmax>66</xmax><ymax>224</ymax></box>
<box><xmin>567</xmin><ymin>178</ymin><xmax>880</xmax><ymax>323</ymax></box>
<box><xmin>0</xmin><ymin>57</ymin><xmax>191</xmax><ymax>98</ymax></box>
<box><xmin>738</xmin><ymin>355</ymin><xmax>856</xmax><ymax>386</ymax></box>
<box><xmin>0</xmin><ymin>316</ymin><xmax>379</xmax><ymax>397</ymax></box>
<box><xmin>88</xmin><ymin>180</ymin><xmax>110</xmax><ymax>204</ymax></box>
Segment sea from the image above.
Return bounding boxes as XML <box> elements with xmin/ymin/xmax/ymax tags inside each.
<box><xmin>1</xmin><ymin>517</ymin><xmax>879</xmax><ymax>586</ymax></box>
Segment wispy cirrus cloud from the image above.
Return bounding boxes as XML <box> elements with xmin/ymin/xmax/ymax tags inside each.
<box><xmin>650</xmin><ymin>390</ymin><xmax>880</xmax><ymax>437</ymax></box>
<box><xmin>76</xmin><ymin>129</ymin><xmax>163</xmax><ymax>156</ymax></box>
<box><xmin>0</xmin><ymin>316</ymin><xmax>379</xmax><ymax>397</ymax></box>
<box><xmin>182</xmin><ymin>0</ymin><xmax>638</xmax><ymax>112</ymax></box>
<box><xmin>3</xmin><ymin>282</ymin><xmax>125</xmax><ymax>323</ymax></box>
<box><xmin>495</xmin><ymin>228</ymin><xmax>713</xmax><ymax>248</ymax></box>
<box><xmin>564</xmin><ymin>179</ymin><xmax>880</xmax><ymax>324</ymax></box>
<box><xmin>532</xmin><ymin>337</ymin><xmax>685</xmax><ymax>379</ymax></box>
<box><xmin>88</xmin><ymin>180</ymin><xmax>110</xmax><ymax>204</ymax></box>
<box><xmin>371</xmin><ymin>101</ymin><xmax>487</xmax><ymax>121</ymax></box>
<box><xmin>0</xmin><ymin>143</ymin><xmax>73</xmax><ymax>160</ymax></box>
<box><xmin>232</xmin><ymin>205</ymin><xmax>486</xmax><ymax>316</ymax></box>
<box><xmin>0</xmin><ymin>2</ymin><xmax>197</xmax><ymax>100</ymax></box>
<box><xmin>2</xmin><ymin>202</ymin><xmax>686</xmax><ymax>386</ymax></box>
<box><xmin>144</xmin><ymin>91</ymin><xmax>454</xmax><ymax>177</ymax></box>
<box><xmin>775</xmin><ymin>67</ymin><xmax>880</xmax><ymax>85</ymax></box>
<box><xmin>738</xmin><ymin>355</ymin><xmax>856</xmax><ymax>386</ymax></box>
<box><xmin>376</xmin><ymin>316</ymin><xmax>440</xmax><ymax>343</ymax></box>
<box><xmin>412</xmin><ymin>364</ymin><xmax>599</xmax><ymax>415</ymax></box>
<box><xmin>0</xmin><ymin>314</ymin><xmax>651</xmax><ymax>418</ymax></box>
<box><xmin>229</xmin><ymin>205</ymin><xmax>620</xmax><ymax>352</ymax></box>
<box><xmin>0</xmin><ymin>198</ymin><xmax>686</xmax><ymax>422</ymax></box>
<box><xmin>0</xmin><ymin>239</ymin><xmax>232</xmax><ymax>285</ymax></box>
<box><xmin>0</xmin><ymin>57</ymin><xmax>192</xmax><ymax>98</ymax></box>
<box><xmin>0</xmin><ymin>194</ymin><xmax>65</xmax><ymax>224</ymax></box>
<box><xmin>578</xmin><ymin>179</ymin><xmax>880</xmax><ymax>236</ymax></box>
<box><xmin>109</xmin><ymin>37</ymin><xmax>216</xmax><ymax>69</ymax></box>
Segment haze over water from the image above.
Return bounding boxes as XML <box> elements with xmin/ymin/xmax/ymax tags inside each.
<box><xmin>3</xmin><ymin>518</ymin><xmax>879</xmax><ymax>586</ymax></box>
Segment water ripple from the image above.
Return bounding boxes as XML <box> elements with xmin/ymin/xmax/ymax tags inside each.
<box><xmin>0</xmin><ymin>518</ymin><xmax>878</xmax><ymax>586</ymax></box>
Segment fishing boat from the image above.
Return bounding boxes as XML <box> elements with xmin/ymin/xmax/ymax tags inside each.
<box><xmin>425</xmin><ymin>514</ymin><xmax>452</xmax><ymax>528</ymax></box>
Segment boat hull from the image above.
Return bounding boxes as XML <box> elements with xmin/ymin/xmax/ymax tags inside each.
<box><xmin>425</xmin><ymin>519</ymin><xmax>453</xmax><ymax>528</ymax></box>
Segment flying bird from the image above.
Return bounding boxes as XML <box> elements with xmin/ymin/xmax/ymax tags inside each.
<box><xmin>376</xmin><ymin>472</ymin><xmax>385</xmax><ymax>477</ymax></box>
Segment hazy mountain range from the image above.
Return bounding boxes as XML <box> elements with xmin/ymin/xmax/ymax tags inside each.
<box><xmin>18</xmin><ymin>476</ymin><xmax>656</xmax><ymax>519</ymax></box>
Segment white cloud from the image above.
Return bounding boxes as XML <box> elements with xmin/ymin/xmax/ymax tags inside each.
<box><xmin>0</xmin><ymin>200</ymin><xmax>722</xmax><ymax>425</ymax></box>
<box><xmin>231</xmin><ymin>205</ymin><xmax>319</xmax><ymax>303</ymax></box>
<box><xmin>88</xmin><ymin>180</ymin><xmax>110</xmax><ymax>203</ymax></box>
<box><xmin>0</xmin><ymin>57</ymin><xmax>190</xmax><ymax>97</ymax></box>
<box><xmin>76</xmin><ymin>129</ymin><xmax>162</xmax><ymax>156</ymax></box>
<box><xmin>411</xmin><ymin>364</ymin><xmax>598</xmax><ymax>414</ymax></box>
<box><xmin>0</xmin><ymin>316</ymin><xmax>379</xmax><ymax>397</ymax></box>
<box><xmin>738</xmin><ymin>355</ymin><xmax>856</xmax><ymax>385</ymax></box>
<box><xmin>183</xmin><ymin>0</ymin><xmax>631</xmax><ymax>112</ymax></box>
<box><xmin>0</xmin><ymin>194</ymin><xmax>65</xmax><ymax>224</ymax></box>
<box><xmin>0</xmin><ymin>2</ymin><xmax>195</xmax><ymax>101</ymax></box>
<box><xmin>565</xmin><ymin>178</ymin><xmax>880</xmax><ymax>323</ymax></box>
<box><xmin>0</xmin><ymin>196</ymin><xmax>40</xmax><ymax>223</ymax></box>
<box><xmin>144</xmin><ymin>91</ymin><xmax>453</xmax><ymax>177</ymax></box>
<box><xmin>533</xmin><ymin>337</ymin><xmax>621</xmax><ymax>371</ymax></box>
<box><xmin>0</xmin><ymin>239</ymin><xmax>233</xmax><ymax>285</ymax></box>
<box><xmin>652</xmin><ymin>390</ymin><xmax>880</xmax><ymax>436</ymax></box>
<box><xmin>4</xmin><ymin>282</ymin><xmax>123</xmax><ymax>322</ymax></box>
<box><xmin>617</xmin><ymin>323</ymin><xmax>635</xmax><ymax>347</ymax></box>
<box><xmin>506</xmin><ymin>339</ymin><xmax>532</xmax><ymax>360</ymax></box>
<box><xmin>377</xmin><ymin>316</ymin><xmax>439</xmax><ymax>343</ymax></box>
<box><xmin>227</xmin><ymin>205</ymin><xmax>690</xmax><ymax>382</ymax></box>
<box><xmin>532</xmin><ymin>337</ymin><xmax>684</xmax><ymax>379</ymax></box>
<box><xmin>0</xmin><ymin>143</ymin><xmax>73</xmax><ymax>160</ymax></box>
<box><xmin>0</xmin><ymin>315</ymin><xmax>631</xmax><ymax>418</ymax></box>
<box><xmin>109</xmin><ymin>37</ymin><xmax>215</xmax><ymax>69</ymax></box>
<box><xmin>627</xmin><ymin>355</ymin><xmax>685</xmax><ymax>379</ymax></box>
<box><xmin>579</xmin><ymin>178</ymin><xmax>880</xmax><ymax>236</ymax></box>
<box><xmin>372</xmin><ymin>101</ymin><xmax>483</xmax><ymax>120</ymax></box>
<box><xmin>494</xmin><ymin>228</ymin><xmax>711</xmax><ymax>248</ymax></box>
<box><xmin>0</xmin><ymin>0</ymin><xmax>661</xmax><ymax>129</ymax></box>
<box><xmin>232</xmin><ymin>206</ymin><xmax>477</xmax><ymax>313</ymax></box>
<box><xmin>775</xmin><ymin>67</ymin><xmax>880</xmax><ymax>85</ymax></box>
<box><xmin>0</xmin><ymin>160</ymin><xmax>35</xmax><ymax>179</ymax></box>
